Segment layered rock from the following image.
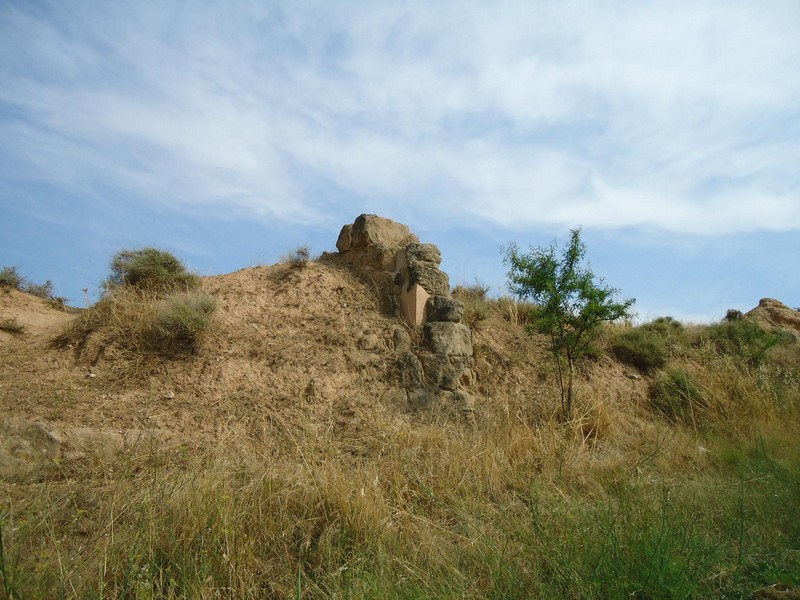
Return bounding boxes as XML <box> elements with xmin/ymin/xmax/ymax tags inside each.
<box><xmin>745</xmin><ymin>298</ymin><xmax>800</xmax><ymax>339</ymax></box>
<box><xmin>333</xmin><ymin>214</ymin><xmax>475</xmax><ymax>409</ymax></box>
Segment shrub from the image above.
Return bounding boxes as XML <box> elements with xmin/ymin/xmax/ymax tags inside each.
<box><xmin>703</xmin><ymin>319</ymin><xmax>783</xmax><ymax>366</ymax></box>
<box><xmin>611</xmin><ymin>328</ymin><xmax>667</xmax><ymax>373</ymax></box>
<box><xmin>650</xmin><ymin>368</ymin><xmax>707</xmax><ymax>424</ymax></box>
<box><xmin>642</xmin><ymin>316</ymin><xmax>684</xmax><ymax>337</ymax></box>
<box><xmin>724</xmin><ymin>309</ymin><xmax>743</xmax><ymax>322</ymax></box>
<box><xmin>54</xmin><ymin>287</ymin><xmax>216</xmax><ymax>363</ymax></box>
<box><xmin>282</xmin><ymin>245</ymin><xmax>310</xmax><ymax>270</ymax></box>
<box><xmin>23</xmin><ymin>279</ymin><xmax>55</xmax><ymax>300</ymax></box>
<box><xmin>0</xmin><ymin>266</ymin><xmax>24</xmax><ymax>289</ymax></box>
<box><xmin>143</xmin><ymin>292</ymin><xmax>216</xmax><ymax>357</ymax></box>
<box><xmin>106</xmin><ymin>248</ymin><xmax>198</xmax><ymax>294</ymax></box>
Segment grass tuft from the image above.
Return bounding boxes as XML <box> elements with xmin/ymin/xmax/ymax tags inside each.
<box><xmin>282</xmin><ymin>245</ymin><xmax>311</xmax><ymax>270</ymax></box>
<box><xmin>143</xmin><ymin>292</ymin><xmax>217</xmax><ymax>357</ymax></box>
<box><xmin>453</xmin><ymin>282</ymin><xmax>490</xmax><ymax>329</ymax></box>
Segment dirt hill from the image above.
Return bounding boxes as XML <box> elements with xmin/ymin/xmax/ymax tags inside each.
<box><xmin>1</xmin><ymin>254</ymin><xmax>655</xmax><ymax>478</ymax></box>
<box><xmin>1</xmin><ymin>233</ymin><xmax>799</xmax><ymax>598</ymax></box>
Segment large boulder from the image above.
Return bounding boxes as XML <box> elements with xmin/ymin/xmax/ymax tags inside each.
<box><xmin>426</xmin><ymin>295</ymin><xmax>464</xmax><ymax>323</ymax></box>
<box><xmin>342</xmin><ymin>214</ymin><xmax>419</xmax><ymax>252</ymax></box>
<box><xmin>405</xmin><ymin>243</ymin><xmax>442</xmax><ymax>267</ymax></box>
<box><xmin>422</xmin><ymin>322</ymin><xmax>473</xmax><ymax>356</ymax></box>
<box><xmin>419</xmin><ymin>353</ymin><xmax>475</xmax><ymax>391</ymax></box>
<box><xmin>336</xmin><ymin>214</ymin><xmax>420</xmax><ymax>273</ymax></box>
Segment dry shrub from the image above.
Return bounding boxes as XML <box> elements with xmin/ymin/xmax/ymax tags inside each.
<box><xmin>143</xmin><ymin>292</ymin><xmax>216</xmax><ymax>357</ymax></box>
<box><xmin>650</xmin><ymin>368</ymin><xmax>707</xmax><ymax>426</ymax></box>
<box><xmin>54</xmin><ymin>287</ymin><xmax>215</xmax><ymax>362</ymax></box>
<box><xmin>0</xmin><ymin>265</ymin><xmax>24</xmax><ymax>289</ymax></box>
<box><xmin>611</xmin><ymin>327</ymin><xmax>668</xmax><ymax>373</ymax></box>
<box><xmin>452</xmin><ymin>282</ymin><xmax>490</xmax><ymax>329</ymax></box>
<box><xmin>282</xmin><ymin>245</ymin><xmax>311</xmax><ymax>269</ymax></box>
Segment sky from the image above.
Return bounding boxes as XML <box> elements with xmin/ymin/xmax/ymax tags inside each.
<box><xmin>1</xmin><ymin>1</ymin><xmax>798</xmax><ymax>322</ymax></box>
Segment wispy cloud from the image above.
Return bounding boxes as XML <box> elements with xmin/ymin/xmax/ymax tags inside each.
<box><xmin>2</xmin><ymin>0</ymin><xmax>799</xmax><ymax>237</ymax></box>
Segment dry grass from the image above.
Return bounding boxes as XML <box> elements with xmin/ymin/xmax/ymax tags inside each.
<box><xmin>0</xmin><ymin>318</ymin><xmax>25</xmax><ymax>336</ymax></box>
<box><xmin>2</xmin><ymin>398</ymin><xmax>798</xmax><ymax>598</ymax></box>
<box><xmin>2</xmin><ymin>272</ymin><xmax>799</xmax><ymax>598</ymax></box>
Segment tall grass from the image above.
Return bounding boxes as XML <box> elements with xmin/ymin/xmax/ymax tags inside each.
<box><xmin>2</xmin><ymin>408</ymin><xmax>798</xmax><ymax>598</ymax></box>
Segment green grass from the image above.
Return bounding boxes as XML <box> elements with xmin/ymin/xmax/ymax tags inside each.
<box><xmin>1</xmin><ymin>417</ymin><xmax>798</xmax><ymax>599</ymax></box>
<box><xmin>143</xmin><ymin>292</ymin><xmax>217</xmax><ymax>357</ymax></box>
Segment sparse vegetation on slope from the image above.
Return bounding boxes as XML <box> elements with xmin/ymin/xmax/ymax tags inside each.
<box><xmin>1</xmin><ymin>265</ymin><xmax>67</xmax><ymax>309</ymax></box>
<box><xmin>54</xmin><ymin>249</ymin><xmax>214</xmax><ymax>369</ymax></box>
<box><xmin>1</xmin><ymin>245</ymin><xmax>799</xmax><ymax>598</ymax></box>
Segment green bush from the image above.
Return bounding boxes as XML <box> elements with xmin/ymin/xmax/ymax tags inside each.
<box><xmin>650</xmin><ymin>368</ymin><xmax>706</xmax><ymax>424</ymax></box>
<box><xmin>107</xmin><ymin>248</ymin><xmax>199</xmax><ymax>294</ymax></box>
<box><xmin>0</xmin><ymin>266</ymin><xmax>24</xmax><ymax>289</ymax></box>
<box><xmin>611</xmin><ymin>328</ymin><xmax>667</xmax><ymax>373</ymax></box>
<box><xmin>703</xmin><ymin>319</ymin><xmax>783</xmax><ymax>366</ymax></box>
<box><xmin>143</xmin><ymin>292</ymin><xmax>216</xmax><ymax>357</ymax></box>
<box><xmin>642</xmin><ymin>316</ymin><xmax>685</xmax><ymax>337</ymax></box>
<box><xmin>724</xmin><ymin>309</ymin><xmax>743</xmax><ymax>322</ymax></box>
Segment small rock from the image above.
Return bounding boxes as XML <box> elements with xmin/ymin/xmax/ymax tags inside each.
<box><xmin>163</xmin><ymin>391</ymin><xmax>175</xmax><ymax>399</ymax></box>
<box><xmin>625</xmin><ymin>373</ymin><xmax>642</xmax><ymax>380</ymax></box>
<box><xmin>358</xmin><ymin>334</ymin><xmax>380</xmax><ymax>350</ymax></box>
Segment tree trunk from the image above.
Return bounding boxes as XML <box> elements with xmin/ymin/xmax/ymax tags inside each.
<box><xmin>566</xmin><ymin>356</ymin><xmax>575</xmax><ymax>419</ymax></box>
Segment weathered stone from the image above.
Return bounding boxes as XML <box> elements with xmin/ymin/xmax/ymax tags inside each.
<box><xmin>456</xmin><ymin>389</ymin><xmax>478</xmax><ymax>415</ymax></box>
<box><xmin>405</xmin><ymin>243</ymin><xmax>442</xmax><ymax>267</ymax></box>
<box><xmin>426</xmin><ymin>296</ymin><xmax>463</xmax><ymax>323</ymax></box>
<box><xmin>385</xmin><ymin>388</ymin><xmax>410</xmax><ymax>411</ymax></box>
<box><xmin>349</xmin><ymin>214</ymin><xmax>419</xmax><ymax>249</ymax></box>
<box><xmin>393</xmin><ymin>327</ymin><xmax>412</xmax><ymax>353</ymax></box>
<box><xmin>0</xmin><ymin>421</ymin><xmax>61</xmax><ymax>475</ymax></box>
<box><xmin>419</xmin><ymin>353</ymin><xmax>474</xmax><ymax>391</ymax></box>
<box><xmin>407</xmin><ymin>387</ymin><xmax>438</xmax><ymax>410</ymax></box>
<box><xmin>396</xmin><ymin>351</ymin><xmax>425</xmax><ymax>388</ymax></box>
<box><xmin>408</xmin><ymin>263</ymin><xmax>450</xmax><ymax>296</ymax></box>
<box><xmin>423</xmin><ymin>322</ymin><xmax>473</xmax><ymax>356</ymax></box>
<box><xmin>336</xmin><ymin>224</ymin><xmax>353</xmax><ymax>252</ymax></box>
<box><xmin>341</xmin><ymin>243</ymin><xmax>400</xmax><ymax>273</ymax></box>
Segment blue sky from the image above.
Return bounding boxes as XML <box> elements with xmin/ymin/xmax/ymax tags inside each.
<box><xmin>1</xmin><ymin>1</ymin><xmax>798</xmax><ymax>322</ymax></box>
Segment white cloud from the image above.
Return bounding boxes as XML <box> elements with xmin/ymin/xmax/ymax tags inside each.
<box><xmin>1</xmin><ymin>1</ymin><xmax>799</xmax><ymax>233</ymax></box>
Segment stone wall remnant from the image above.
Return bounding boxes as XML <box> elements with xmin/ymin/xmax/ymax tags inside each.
<box><xmin>333</xmin><ymin>214</ymin><xmax>475</xmax><ymax>408</ymax></box>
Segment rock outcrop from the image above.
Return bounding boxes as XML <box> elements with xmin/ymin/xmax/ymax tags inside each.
<box><xmin>745</xmin><ymin>298</ymin><xmax>800</xmax><ymax>339</ymax></box>
<box><xmin>332</xmin><ymin>214</ymin><xmax>475</xmax><ymax>410</ymax></box>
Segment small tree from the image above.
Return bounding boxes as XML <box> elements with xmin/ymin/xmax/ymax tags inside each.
<box><xmin>503</xmin><ymin>229</ymin><xmax>635</xmax><ymax>418</ymax></box>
